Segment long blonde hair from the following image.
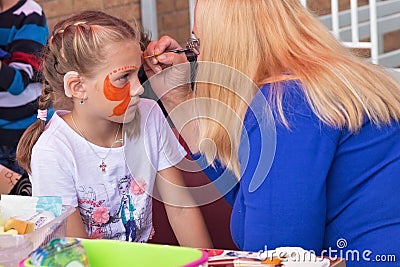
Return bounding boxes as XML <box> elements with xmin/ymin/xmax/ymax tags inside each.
<box><xmin>195</xmin><ymin>0</ymin><xmax>400</xmax><ymax>178</ymax></box>
<box><xmin>17</xmin><ymin>10</ymin><xmax>144</xmax><ymax>173</ymax></box>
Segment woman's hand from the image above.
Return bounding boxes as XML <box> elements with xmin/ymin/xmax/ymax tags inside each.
<box><xmin>143</xmin><ymin>36</ymin><xmax>188</xmax><ymax>73</ymax></box>
<box><xmin>143</xmin><ymin>36</ymin><xmax>200</xmax><ymax>152</ymax></box>
<box><xmin>143</xmin><ymin>36</ymin><xmax>193</xmax><ymax>111</ymax></box>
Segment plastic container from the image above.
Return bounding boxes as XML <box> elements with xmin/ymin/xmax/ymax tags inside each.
<box><xmin>0</xmin><ymin>235</ymin><xmax>32</xmax><ymax>267</ymax></box>
<box><xmin>29</xmin><ymin>238</ymin><xmax>90</xmax><ymax>266</ymax></box>
<box><xmin>24</xmin><ymin>205</ymin><xmax>74</xmax><ymax>250</ymax></box>
<box><xmin>21</xmin><ymin>239</ymin><xmax>208</xmax><ymax>267</ymax></box>
<box><xmin>0</xmin><ymin>205</ymin><xmax>74</xmax><ymax>267</ymax></box>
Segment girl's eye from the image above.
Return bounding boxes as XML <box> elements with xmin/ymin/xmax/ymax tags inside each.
<box><xmin>118</xmin><ymin>73</ymin><xmax>129</xmax><ymax>82</ymax></box>
<box><xmin>110</xmin><ymin>73</ymin><xmax>131</xmax><ymax>88</ymax></box>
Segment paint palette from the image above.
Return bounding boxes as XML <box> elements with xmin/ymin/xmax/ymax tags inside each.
<box><xmin>203</xmin><ymin>248</ymin><xmax>276</xmax><ymax>266</ymax></box>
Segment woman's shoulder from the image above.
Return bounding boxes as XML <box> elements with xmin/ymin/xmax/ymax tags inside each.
<box><xmin>254</xmin><ymin>80</ymin><xmax>341</xmax><ymax>142</ymax></box>
<box><xmin>257</xmin><ymin>80</ymin><xmax>314</xmax><ymax>118</ymax></box>
<box><xmin>260</xmin><ymin>79</ymin><xmax>307</xmax><ymax>103</ymax></box>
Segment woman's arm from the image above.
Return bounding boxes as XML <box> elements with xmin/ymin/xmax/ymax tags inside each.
<box><xmin>190</xmin><ymin>153</ymin><xmax>239</xmax><ymax>206</ymax></box>
<box><xmin>143</xmin><ymin>36</ymin><xmax>201</xmax><ymax>153</ymax></box>
<box><xmin>66</xmin><ymin>208</ymin><xmax>88</xmax><ymax>238</ymax></box>
<box><xmin>156</xmin><ymin>166</ymin><xmax>213</xmax><ymax>248</ymax></box>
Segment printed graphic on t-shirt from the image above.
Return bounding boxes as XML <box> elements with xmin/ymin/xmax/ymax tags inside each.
<box><xmin>77</xmin><ymin>174</ymin><xmax>152</xmax><ymax>242</ymax></box>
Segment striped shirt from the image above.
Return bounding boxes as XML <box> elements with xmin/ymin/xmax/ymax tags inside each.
<box><xmin>0</xmin><ymin>0</ymin><xmax>49</xmax><ymax>145</ymax></box>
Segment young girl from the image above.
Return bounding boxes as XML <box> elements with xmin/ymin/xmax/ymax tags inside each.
<box><xmin>17</xmin><ymin>10</ymin><xmax>212</xmax><ymax>248</ymax></box>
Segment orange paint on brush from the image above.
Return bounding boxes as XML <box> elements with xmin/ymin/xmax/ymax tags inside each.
<box><xmin>103</xmin><ymin>75</ymin><xmax>131</xmax><ymax>117</ymax></box>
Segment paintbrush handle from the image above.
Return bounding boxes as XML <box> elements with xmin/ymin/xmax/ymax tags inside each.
<box><xmin>143</xmin><ymin>47</ymin><xmax>191</xmax><ymax>59</ymax></box>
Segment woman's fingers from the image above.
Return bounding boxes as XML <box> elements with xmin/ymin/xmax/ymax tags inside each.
<box><xmin>153</xmin><ymin>35</ymin><xmax>182</xmax><ymax>56</ymax></box>
<box><xmin>156</xmin><ymin>52</ymin><xmax>187</xmax><ymax>67</ymax></box>
<box><xmin>143</xmin><ymin>36</ymin><xmax>188</xmax><ymax>75</ymax></box>
<box><xmin>143</xmin><ymin>36</ymin><xmax>179</xmax><ymax>62</ymax></box>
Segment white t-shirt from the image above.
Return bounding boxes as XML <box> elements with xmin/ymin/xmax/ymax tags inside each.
<box><xmin>30</xmin><ymin>99</ymin><xmax>186</xmax><ymax>242</ymax></box>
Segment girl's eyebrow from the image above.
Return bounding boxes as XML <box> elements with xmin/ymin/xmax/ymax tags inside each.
<box><xmin>108</xmin><ymin>65</ymin><xmax>139</xmax><ymax>76</ymax></box>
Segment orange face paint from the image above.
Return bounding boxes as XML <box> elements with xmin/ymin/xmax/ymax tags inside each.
<box><xmin>109</xmin><ymin>65</ymin><xmax>138</xmax><ymax>77</ymax></box>
<box><xmin>104</xmin><ymin>65</ymin><xmax>138</xmax><ymax>117</ymax></box>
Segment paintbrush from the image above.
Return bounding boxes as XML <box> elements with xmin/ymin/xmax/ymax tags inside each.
<box><xmin>143</xmin><ymin>47</ymin><xmax>194</xmax><ymax>59</ymax></box>
<box><xmin>143</xmin><ymin>37</ymin><xmax>200</xmax><ymax>59</ymax></box>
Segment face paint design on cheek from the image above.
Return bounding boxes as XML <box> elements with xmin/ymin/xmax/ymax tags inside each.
<box><xmin>103</xmin><ymin>65</ymin><xmax>139</xmax><ymax>117</ymax></box>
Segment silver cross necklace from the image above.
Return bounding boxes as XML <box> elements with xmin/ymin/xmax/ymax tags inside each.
<box><xmin>70</xmin><ymin>113</ymin><xmax>122</xmax><ymax>174</ymax></box>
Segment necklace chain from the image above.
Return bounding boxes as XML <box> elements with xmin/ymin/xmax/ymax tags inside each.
<box><xmin>70</xmin><ymin>113</ymin><xmax>121</xmax><ymax>173</ymax></box>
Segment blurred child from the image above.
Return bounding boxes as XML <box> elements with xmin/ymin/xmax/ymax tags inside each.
<box><xmin>0</xmin><ymin>0</ymin><xmax>49</xmax><ymax>195</ymax></box>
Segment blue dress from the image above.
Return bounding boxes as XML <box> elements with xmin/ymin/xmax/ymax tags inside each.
<box><xmin>195</xmin><ymin>80</ymin><xmax>400</xmax><ymax>267</ymax></box>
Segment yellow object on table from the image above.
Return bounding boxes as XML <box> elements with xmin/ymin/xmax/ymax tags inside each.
<box><xmin>4</xmin><ymin>218</ymin><xmax>34</xmax><ymax>234</ymax></box>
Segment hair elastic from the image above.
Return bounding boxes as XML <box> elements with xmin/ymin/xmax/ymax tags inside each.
<box><xmin>37</xmin><ymin>109</ymin><xmax>48</xmax><ymax>122</ymax></box>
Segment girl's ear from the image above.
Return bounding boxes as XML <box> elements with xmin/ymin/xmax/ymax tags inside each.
<box><xmin>64</xmin><ymin>71</ymin><xmax>86</xmax><ymax>99</ymax></box>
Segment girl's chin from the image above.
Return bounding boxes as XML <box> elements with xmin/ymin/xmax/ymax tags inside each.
<box><xmin>127</xmin><ymin>103</ymin><xmax>139</xmax><ymax>112</ymax></box>
<box><xmin>123</xmin><ymin>109</ymin><xmax>137</xmax><ymax>123</ymax></box>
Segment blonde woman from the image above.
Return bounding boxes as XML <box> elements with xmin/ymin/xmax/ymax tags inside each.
<box><xmin>143</xmin><ymin>0</ymin><xmax>400</xmax><ymax>266</ymax></box>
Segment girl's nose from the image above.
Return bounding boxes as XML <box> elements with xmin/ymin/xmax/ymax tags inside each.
<box><xmin>130</xmin><ymin>79</ymin><xmax>144</xmax><ymax>97</ymax></box>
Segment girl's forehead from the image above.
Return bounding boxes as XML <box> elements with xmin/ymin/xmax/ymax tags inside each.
<box><xmin>105</xmin><ymin>40</ymin><xmax>141</xmax><ymax>54</ymax></box>
<box><xmin>100</xmin><ymin>41</ymin><xmax>141</xmax><ymax>73</ymax></box>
